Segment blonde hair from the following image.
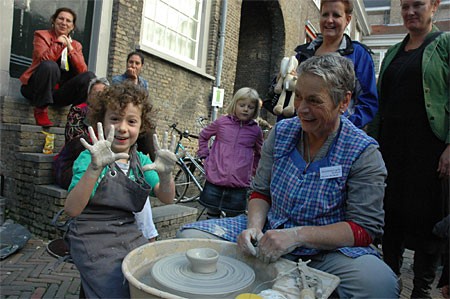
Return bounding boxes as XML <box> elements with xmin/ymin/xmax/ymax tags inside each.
<box><xmin>226</xmin><ymin>87</ymin><xmax>261</xmax><ymax>120</ymax></box>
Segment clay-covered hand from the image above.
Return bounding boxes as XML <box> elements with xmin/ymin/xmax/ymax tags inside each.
<box><xmin>256</xmin><ymin>227</ymin><xmax>301</xmax><ymax>263</ymax></box>
<box><xmin>80</xmin><ymin>122</ymin><xmax>129</xmax><ymax>171</ymax></box>
<box><xmin>237</xmin><ymin>228</ymin><xmax>264</xmax><ymax>257</ymax></box>
<box><xmin>142</xmin><ymin>132</ymin><xmax>177</xmax><ymax>179</ymax></box>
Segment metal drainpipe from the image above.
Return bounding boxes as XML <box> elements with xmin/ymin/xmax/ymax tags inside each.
<box><xmin>211</xmin><ymin>0</ymin><xmax>227</xmax><ymax>122</ymax></box>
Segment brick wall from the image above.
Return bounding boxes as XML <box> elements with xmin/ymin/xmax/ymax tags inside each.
<box><xmin>390</xmin><ymin>0</ymin><xmax>403</xmax><ymax>24</ymax></box>
<box><xmin>106</xmin><ymin>0</ymin><xmax>219</xmax><ymax>150</ymax></box>
<box><xmin>103</xmin><ymin>0</ymin><xmax>322</xmax><ymax>129</ymax></box>
<box><xmin>0</xmin><ymin>95</ymin><xmax>67</xmax><ymax>238</ymax></box>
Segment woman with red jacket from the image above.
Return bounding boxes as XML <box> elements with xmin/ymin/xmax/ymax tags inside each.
<box><xmin>20</xmin><ymin>7</ymin><xmax>95</xmax><ymax>127</ymax></box>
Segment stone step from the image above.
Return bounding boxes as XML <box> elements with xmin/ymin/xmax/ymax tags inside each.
<box><xmin>3</xmin><ymin>183</ymin><xmax>67</xmax><ymax>240</ymax></box>
<box><xmin>0</xmin><ymin>95</ymin><xmax>70</xmax><ymax>128</ymax></box>
<box><xmin>9</xmin><ymin>152</ymin><xmax>58</xmax><ymax>185</ymax></box>
<box><xmin>152</xmin><ymin>204</ymin><xmax>198</xmax><ymax>240</ymax></box>
<box><xmin>1</xmin><ymin>123</ymin><xmax>65</xmax><ymax>154</ymax></box>
<box><xmin>35</xmin><ymin>184</ymin><xmax>68</xmax><ymax>201</ymax></box>
<box><xmin>4</xmin><ymin>181</ymin><xmax>197</xmax><ymax>240</ymax></box>
<box><xmin>0</xmin><ymin>126</ymin><xmax>64</xmax><ymax>188</ymax></box>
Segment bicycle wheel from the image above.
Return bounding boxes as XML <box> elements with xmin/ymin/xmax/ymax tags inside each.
<box><xmin>181</xmin><ymin>159</ymin><xmax>205</xmax><ymax>202</ymax></box>
<box><xmin>173</xmin><ymin>162</ymin><xmax>188</xmax><ymax>202</ymax></box>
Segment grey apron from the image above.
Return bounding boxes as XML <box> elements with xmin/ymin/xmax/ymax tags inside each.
<box><xmin>65</xmin><ymin>148</ymin><xmax>151</xmax><ymax>298</ymax></box>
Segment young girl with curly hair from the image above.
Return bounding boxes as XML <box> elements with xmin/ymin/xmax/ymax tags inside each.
<box><xmin>64</xmin><ymin>82</ymin><xmax>177</xmax><ymax>298</ymax></box>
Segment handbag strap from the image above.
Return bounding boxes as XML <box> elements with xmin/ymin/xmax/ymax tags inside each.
<box><xmin>421</xmin><ymin>31</ymin><xmax>443</xmax><ymax>48</ymax></box>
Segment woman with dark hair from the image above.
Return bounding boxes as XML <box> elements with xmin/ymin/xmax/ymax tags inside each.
<box><xmin>20</xmin><ymin>7</ymin><xmax>95</xmax><ymax>127</ymax></box>
<box><xmin>112</xmin><ymin>51</ymin><xmax>148</xmax><ymax>89</ymax></box>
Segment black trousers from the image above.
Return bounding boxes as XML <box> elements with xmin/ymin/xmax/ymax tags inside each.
<box><xmin>382</xmin><ymin>229</ymin><xmax>442</xmax><ymax>298</ymax></box>
<box><xmin>21</xmin><ymin>60</ymin><xmax>95</xmax><ymax>107</ymax></box>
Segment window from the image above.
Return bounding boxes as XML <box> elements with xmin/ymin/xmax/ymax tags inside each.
<box><xmin>140</xmin><ymin>0</ymin><xmax>210</xmax><ymax>71</ymax></box>
<box><xmin>383</xmin><ymin>10</ymin><xmax>390</xmax><ymax>24</ymax></box>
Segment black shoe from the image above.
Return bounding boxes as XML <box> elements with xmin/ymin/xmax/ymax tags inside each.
<box><xmin>47</xmin><ymin>238</ymin><xmax>72</xmax><ymax>262</ymax></box>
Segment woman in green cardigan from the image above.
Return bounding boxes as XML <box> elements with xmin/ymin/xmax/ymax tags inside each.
<box><xmin>369</xmin><ymin>0</ymin><xmax>449</xmax><ymax>297</ymax></box>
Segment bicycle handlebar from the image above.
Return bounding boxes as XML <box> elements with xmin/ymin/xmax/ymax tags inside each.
<box><xmin>169</xmin><ymin>123</ymin><xmax>199</xmax><ymax>140</ymax></box>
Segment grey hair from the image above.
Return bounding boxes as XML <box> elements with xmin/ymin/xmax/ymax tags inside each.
<box><xmin>296</xmin><ymin>54</ymin><xmax>355</xmax><ymax>106</ymax></box>
<box><xmin>226</xmin><ymin>87</ymin><xmax>261</xmax><ymax>119</ymax></box>
<box><xmin>87</xmin><ymin>77</ymin><xmax>110</xmax><ymax>96</ymax></box>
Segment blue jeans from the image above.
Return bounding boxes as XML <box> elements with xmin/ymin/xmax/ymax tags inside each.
<box><xmin>199</xmin><ymin>181</ymin><xmax>248</xmax><ymax>217</ymax></box>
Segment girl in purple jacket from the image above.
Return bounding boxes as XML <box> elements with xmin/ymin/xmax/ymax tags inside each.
<box><xmin>198</xmin><ymin>87</ymin><xmax>264</xmax><ymax>218</ymax></box>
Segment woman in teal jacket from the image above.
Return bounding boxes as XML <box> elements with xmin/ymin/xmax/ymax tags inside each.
<box><xmin>369</xmin><ymin>0</ymin><xmax>449</xmax><ymax>297</ymax></box>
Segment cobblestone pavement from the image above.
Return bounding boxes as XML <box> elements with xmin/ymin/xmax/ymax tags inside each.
<box><xmin>0</xmin><ymin>214</ymin><xmax>445</xmax><ymax>299</ymax></box>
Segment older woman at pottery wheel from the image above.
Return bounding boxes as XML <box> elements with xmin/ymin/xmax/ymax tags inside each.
<box><xmin>178</xmin><ymin>54</ymin><xmax>399</xmax><ymax>298</ymax></box>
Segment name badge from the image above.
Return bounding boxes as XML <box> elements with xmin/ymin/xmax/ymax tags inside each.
<box><xmin>320</xmin><ymin>165</ymin><xmax>342</xmax><ymax>180</ymax></box>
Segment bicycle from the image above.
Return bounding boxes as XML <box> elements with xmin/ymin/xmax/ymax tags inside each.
<box><xmin>169</xmin><ymin>121</ymin><xmax>206</xmax><ymax>204</ymax></box>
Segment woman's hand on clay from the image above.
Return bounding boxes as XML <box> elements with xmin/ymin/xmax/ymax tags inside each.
<box><xmin>237</xmin><ymin>228</ymin><xmax>264</xmax><ymax>257</ymax></box>
<box><xmin>142</xmin><ymin>132</ymin><xmax>177</xmax><ymax>176</ymax></box>
<box><xmin>80</xmin><ymin>122</ymin><xmax>129</xmax><ymax>171</ymax></box>
<box><xmin>256</xmin><ymin>228</ymin><xmax>301</xmax><ymax>263</ymax></box>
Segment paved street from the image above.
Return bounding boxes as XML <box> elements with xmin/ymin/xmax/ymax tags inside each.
<box><xmin>1</xmin><ymin>239</ymin><xmax>80</xmax><ymax>298</ymax></box>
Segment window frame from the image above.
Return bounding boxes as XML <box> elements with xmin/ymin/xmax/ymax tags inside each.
<box><xmin>312</xmin><ymin>0</ymin><xmax>320</xmax><ymax>9</ymax></box>
<box><xmin>138</xmin><ymin>0</ymin><xmax>212</xmax><ymax>77</ymax></box>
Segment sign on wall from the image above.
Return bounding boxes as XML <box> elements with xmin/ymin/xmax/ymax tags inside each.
<box><xmin>211</xmin><ymin>87</ymin><xmax>224</xmax><ymax>107</ymax></box>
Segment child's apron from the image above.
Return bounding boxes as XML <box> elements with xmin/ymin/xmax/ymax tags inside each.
<box><xmin>66</xmin><ymin>150</ymin><xmax>150</xmax><ymax>298</ymax></box>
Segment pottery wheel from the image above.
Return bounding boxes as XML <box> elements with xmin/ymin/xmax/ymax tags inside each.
<box><xmin>151</xmin><ymin>252</ymin><xmax>255</xmax><ymax>296</ymax></box>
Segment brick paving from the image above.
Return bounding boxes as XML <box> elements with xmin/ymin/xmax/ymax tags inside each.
<box><xmin>1</xmin><ymin>239</ymin><xmax>80</xmax><ymax>299</ymax></box>
<box><xmin>0</xmin><ymin>220</ymin><xmax>445</xmax><ymax>299</ymax></box>
<box><xmin>396</xmin><ymin>249</ymin><xmax>444</xmax><ymax>299</ymax></box>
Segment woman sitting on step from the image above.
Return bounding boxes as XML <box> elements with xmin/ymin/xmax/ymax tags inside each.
<box><xmin>19</xmin><ymin>7</ymin><xmax>95</xmax><ymax>127</ymax></box>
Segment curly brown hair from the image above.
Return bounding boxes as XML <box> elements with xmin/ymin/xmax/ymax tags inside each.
<box><xmin>87</xmin><ymin>82</ymin><xmax>155</xmax><ymax>135</ymax></box>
